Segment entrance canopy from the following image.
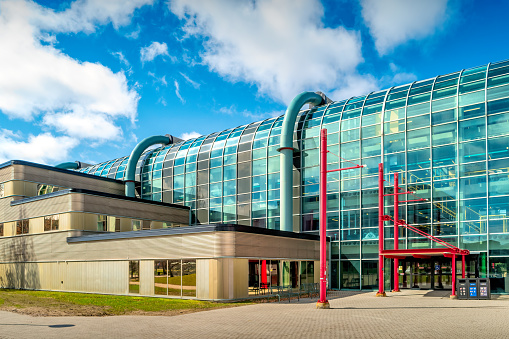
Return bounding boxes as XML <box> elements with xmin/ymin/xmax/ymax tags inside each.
<box><xmin>382</xmin><ymin>248</ymin><xmax>470</xmax><ymax>259</ymax></box>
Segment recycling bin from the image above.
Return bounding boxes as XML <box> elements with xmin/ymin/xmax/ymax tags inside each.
<box><xmin>457</xmin><ymin>279</ymin><xmax>468</xmax><ymax>300</ymax></box>
<box><xmin>478</xmin><ymin>279</ymin><xmax>491</xmax><ymax>300</ymax></box>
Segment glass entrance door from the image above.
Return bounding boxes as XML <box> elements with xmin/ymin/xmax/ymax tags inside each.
<box><xmin>432</xmin><ymin>259</ymin><xmax>452</xmax><ymax>289</ymax></box>
<box><xmin>410</xmin><ymin>260</ymin><xmax>432</xmax><ymax>289</ymax></box>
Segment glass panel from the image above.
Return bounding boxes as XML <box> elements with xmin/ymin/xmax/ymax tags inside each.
<box><xmin>459</xmin><ymin>140</ymin><xmax>486</xmax><ymax>163</ymax></box>
<box><xmin>488</xmin><ymin>196</ymin><xmax>509</xmax><ymax>220</ymax></box>
<box><xmin>407</xmin><ymin>102</ymin><xmax>430</xmax><ymax>117</ymax></box>
<box><xmin>341</xmin><ymin>260</ymin><xmax>360</xmax><ymax>289</ymax></box>
<box><xmin>407</xmin><ymin>148</ymin><xmax>430</xmax><ymax>170</ymax></box>
<box><xmin>129</xmin><ymin>261</ymin><xmax>140</xmax><ymax>294</ymax></box>
<box><xmin>488</xmin><ymin>112</ymin><xmax>509</xmax><ymax>137</ymax></box>
<box><xmin>407</xmin><ymin>114</ymin><xmax>430</xmax><ymax>130</ymax></box>
<box><xmin>460</xmin><ymin>176</ymin><xmax>486</xmax><ymax>199</ymax></box>
<box><xmin>432</xmin><ymin>122</ymin><xmax>457</xmax><ymax>146</ymax></box>
<box><xmin>361</xmin><ymin>137</ymin><xmax>381</xmax><ymax>157</ymax></box>
<box><xmin>489</xmin><ymin>173</ymin><xmax>509</xmax><ymax>196</ymax></box>
<box><xmin>182</xmin><ymin>260</ymin><xmax>196</xmax><ymax>297</ymax></box>
<box><xmin>459</xmin><ymin>102</ymin><xmax>485</xmax><ymax>119</ymax></box>
<box><xmin>487</xmin><ymin>97</ymin><xmax>509</xmax><ymax>115</ymax></box>
<box><xmin>407</xmin><ymin>128</ymin><xmax>430</xmax><ymax>150</ymax></box>
<box><xmin>384</xmin><ymin>133</ymin><xmax>405</xmax><ymax>153</ymax></box>
<box><xmin>431</xmin><ymin>109</ymin><xmax>457</xmax><ymax>125</ymax></box>
<box><xmin>433</xmin><ymin>144</ymin><xmax>456</xmax><ymax>166</ymax></box>
<box><xmin>432</xmin><ymin>96</ymin><xmax>456</xmax><ymax>112</ymax></box>
<box><xmin>459</xmin><ymin>118</ymin><xmax>485</xmax><ymax>142</ymax></box>
<box><xmin>489</xmin><ymin>257</ymin><xmax>509</xmax><ymax>293</ymax></box>
<box><xmin>460</xmin><ymin>198</ymin><xmax>486</xmax><ymax>221</ymax></box>
<box><xmin>488</xmin><ymin>135</ymin><xmax>509</xmax><ymax>160</ymax></box>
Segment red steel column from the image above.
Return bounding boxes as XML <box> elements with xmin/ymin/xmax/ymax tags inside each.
<box><xmin>317</xmin><ymin>129</ymin><xmax>330</xmax><ymax>308</ymax></box>
<box><xmin>376</xmin><ymin>163</ymin><xmax>386</xmax><ymax>297</ymax></box>
<box><xmin>462</xmin><ymin>254</ymin><xmax>466</xmax><ymax>278</ymax></box>
<box><xmin>393</xmin><ymin>172</ymin><xmax>400</xmax><ymax>292</ymax></box>
<box><xmin>451</xmin><ymin>254</ymin><xmax>457</xmax><ymax>298</ymax></box>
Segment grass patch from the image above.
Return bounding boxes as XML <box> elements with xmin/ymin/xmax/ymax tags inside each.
<box><xmin>0</xmin><ymin>289</ymin><xmax>252</xmax><ymax>317</ymax></box>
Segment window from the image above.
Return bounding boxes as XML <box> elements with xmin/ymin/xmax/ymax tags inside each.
<box><xmin>0</xmin><ymin>183</ymin><xmax>4</xmax><ymax>198</ymax></box>
<box><xmin>129</xmin><ymin>261</ymin><xmax>140</xmax><ymax>294</ymax></box>
<box><xmin>44</xmin><ymin>215</ymin><xmax>59</xmax><ymax>231</ymax></box>
<box><xmin>97</xmin><ymin>215</ymin><xmax>107</xmax><ymax>231</ymax></box>
<box><xmin>132</xmin><ymin>219</ymin><xmax>141</xmax><ymax>231</ymax></box>
<box><xmin>16</xmin><ymin>219</ymin><xmax>29</xmax><ymax>235</ymax></box>
<box><xmin>0</xmin><ymin>223</ymin><xmax>3</xmax><ymax>236</ymax></box>
<box><xmin>115</xmin><ymin>218</ymin><xmax>121</xmax><ymax>232</ymax></box>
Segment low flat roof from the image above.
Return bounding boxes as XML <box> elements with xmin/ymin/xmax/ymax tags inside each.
<box><xmin>10</xmin><ymin>187</ymin><xmax>190</xmax><ymax>210</ymax></box>
<box><xmin>67</xmin><ymin>224</ymin><xmax>323</xmax><ymax>243</ymax></box>
<box><xmin>0</xmin><ymin>160</ymin><xmax>122</xmax><ymax>184</ymax></box>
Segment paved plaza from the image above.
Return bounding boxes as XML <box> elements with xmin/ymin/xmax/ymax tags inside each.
<box><xmin>1</xmin><ymin>290</ymin><xmax>508</xmax><ymax>339</ymax></box>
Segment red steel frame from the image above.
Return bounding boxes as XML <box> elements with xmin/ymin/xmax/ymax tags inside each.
<box><xmin>377</xmin><ymin>164</ymin><xmax>469</xmax><ymax>297</ymax></box>
<box><xmin>318</xmin><ymin>129</ymin><xmax>363</xmax><ymax>307</ymax></box>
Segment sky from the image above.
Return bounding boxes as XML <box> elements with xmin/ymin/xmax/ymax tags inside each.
<box><xmin>0</xmin><ymin>0</ymin><xmax>508</xmax><ymax>165</ymax></box>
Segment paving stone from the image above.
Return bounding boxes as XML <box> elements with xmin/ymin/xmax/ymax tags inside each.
<box><xmin>0</xmin><ymin>290</ymin><xmax>508</xmax><ymax>338</ymax></box>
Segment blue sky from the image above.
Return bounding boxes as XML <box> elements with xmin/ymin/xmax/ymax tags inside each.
<box><xmin>0</xmin><ymin>0</ymin><xmax>508</xmax><ymax>165</ymax></box>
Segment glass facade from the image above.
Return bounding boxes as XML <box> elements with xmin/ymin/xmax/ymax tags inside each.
<box><xmin>80</xmin><ymin>60</ymin><xmax>509</xmax><ymax>292</ymax></box>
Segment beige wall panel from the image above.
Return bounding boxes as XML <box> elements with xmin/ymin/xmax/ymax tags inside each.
<box><xmin>59</xmin><ymin>213</ymin><xmax>71</xmax><ymax>231</ymax></box>
<box><xmin>15</xmin><ymin>165</ymin><xmax>124</xmax><ymax>195</ymax></box>
<box><xmin>181</xmin><ymin>234</ymin><xmax>216</xmax><ymax>258</ymax></box>
<box><xmin>196</xmin><ymin>259</ymin><xmax>209</xmax><ymax>299</ymax></box>
<box><xmin>151</xmin><ymin>221</ymin><xmax>163</xmax><ymax>229</ymax></box>
<box><xmin>12</xmin><ymin>181</ymin><xmax>25</xmax><ymax>196</ymax></box>
<box><xmin>215</xmin><ymin>232</ymin><xmax>235</xmax><ymax>257</ymax></box>
<box><xmin>3</xmin><ymin>181</ymin><xmax>14</xmax><ymax>196</ymax></box>
<box><xmin>139</xmin><ymin>260</ymin><xmax>154</xmax><ymax>295</ymax></box>
<box><xmin>3</xmin><ymin>222</ymin><xmax>15</xmax><ymax>237</ymax></box>
<box><xmin>0</xmin><ymin>166</ymin><xmax>13</xmax><ymax>183</ymax></box>
<box><xmin>2</xmin><ymin>195</ymin><xmax>71</xmax><ymax>223</ymax></box>
<box><xmin>233</xmin><ymin>259</ymin><xmax>248</xmax><ymax>299</ymax></box>
<box><xmin>120</xmin><ymin>218</ymin><xmax>131</xmax><ymax>232</ymax></box>
<box><xmin>30</xmin><ymin>217</ymin><xmax>44</xmax><ymax>234</ymax></box>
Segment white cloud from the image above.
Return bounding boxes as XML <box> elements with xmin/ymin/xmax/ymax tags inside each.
<box><xmin>179</xmin><ymin>131</ymin><xmax>201</xmax><ymax>140</ymax></box>
<box><xmin>0</xmin><ymin>129</ymin><xmax>78</xmax><ymax>164</ymax></box>
<box><xmin>169</xmin><ymin>0</ymin><xmax>368</xmax><ymax>104</ymax></box>
<box><xmin>140</xmin><ymin>41</ymin><xmax>170</xmax><ymax>63</ymax></box>
<box><xmin>179</xmin><ymin>72</ymin><xmax>200</xmax><ymax>89</ymax></box>
<box><xmin>360</xmin><ymin>0</ymin><xmax>449</xmax><ymax>55</ymax></box>
<box><xmin>43</xmin><ymin>111</ymin><xmax>122</xmax><ymax>141</ymax></box>
<box><xmin>111</xmin><ymin>51</ymin><xmax>130</xmax><ymax>67</ymax></box>
<box><xmin>0</xmin><ymin>0</ymin><xmax>146</xmax><ymax>162</ymax></box>
<box><xmin>174</xmin><ymin>80</ymin><xmax>185</xmax><ymax>103</ymax></box>
<box><xmin>34</xmin><ymin>0</ymin><xmax>154</xmax><ymax>34</ymax></box>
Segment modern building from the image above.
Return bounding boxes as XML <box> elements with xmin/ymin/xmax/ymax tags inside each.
<box><xmin>1</xmin><ymin>59</ymin><xmax>509</xmax><ymax>296</ymax></box>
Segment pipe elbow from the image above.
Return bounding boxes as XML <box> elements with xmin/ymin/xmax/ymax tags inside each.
<box><xmin>279</xmin><ymin>92</ymin><xmax>324</xmax><ymax>151</ymax></box>
<box><xmin>55</xmin><ymin>161</ymin><xmax>80</xmax><ymax>170</ymax></box>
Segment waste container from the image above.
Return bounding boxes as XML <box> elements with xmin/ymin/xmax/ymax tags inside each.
<box><xmin>478</xmin><ymin>279</ymin><xmax>491</xmax><ymax>300</ymax></box>
<box><xmin>457</xmin><ymin>278</ymin><xmax>491</xmax><ymax>300</ymax></box>
<box><xmin>457</xmin><ymin>279</ymin><xmax>468</xmax><ymax>300</ymax></box>
<box><xmin>468</xmin><ymin>279</ymin><xmax>478</xmax><ymax>299</ymax></box>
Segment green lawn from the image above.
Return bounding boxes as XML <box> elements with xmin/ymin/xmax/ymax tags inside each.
<box><xmin>0</xmin><ymin>289</ymin><xmax>250</xmax><ymax>316</ymax></box>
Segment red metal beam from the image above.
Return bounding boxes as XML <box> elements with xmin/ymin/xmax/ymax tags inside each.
<box><xmin>382</xmin><ymin>248</ymin><xmax>461</xmax><ymax>255</ymax></box>
<box><xmin>413</xmin><ymin>255</ymin><xmax>432</xmax><ymax>259</ymax></box>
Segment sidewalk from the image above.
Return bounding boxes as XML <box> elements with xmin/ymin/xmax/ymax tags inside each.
<box><xmin>1</xmin><ymin>290</ymin><xmax>508</xmax><ymax>339</ymax></box>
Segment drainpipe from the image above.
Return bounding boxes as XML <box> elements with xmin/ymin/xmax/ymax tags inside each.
<box><xmin>278</xmin><ymin>92</ymin><xmax>324</xmax><ymax>232</ymax></box>
<box><xmin>125</xmin><ymin>135</ymin><xmax>172</xmax><ymax>197</ymax></box>
<box><xmin>55</xmin><ymin>161</ymin><xmax>81</xmax><ymax>170</ymax></box>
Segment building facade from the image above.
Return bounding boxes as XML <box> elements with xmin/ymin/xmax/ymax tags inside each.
<box><xmin>74</xmin><ymin>59</ymin><xmax>509</xmax><ymax>293</ymax></box>
<box><xmin>0</xmin><ymin>161</ymin><xmax>321</xmax><ymax>300</ymax></box>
